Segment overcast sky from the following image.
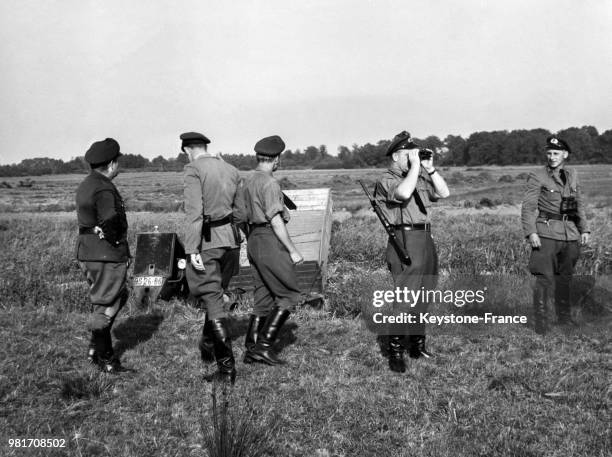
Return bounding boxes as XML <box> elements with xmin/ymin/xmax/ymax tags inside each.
<box><xmin>1</xmin><ymin>0</ymin><xmax>611</xmax><ymax>164</ymax></box>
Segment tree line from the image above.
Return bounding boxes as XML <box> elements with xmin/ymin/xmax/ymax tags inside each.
<box><xmin>1</xmin><ymin>125</ymin><xmax>610</xmax><ymax>177</ymax></box>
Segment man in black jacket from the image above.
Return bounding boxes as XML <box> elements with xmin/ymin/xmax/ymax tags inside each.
<box><xmin>75</xmin><ymin>138</ymin><xmax>130</xmax><ymax>373</ymax></box>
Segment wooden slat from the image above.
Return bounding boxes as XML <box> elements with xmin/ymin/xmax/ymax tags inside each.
<box><xmin>234</xmin><ymin>189</ymin><xmax>331</xmax><ymax>294</ymax></box>
<box><xmin>230</xmin><ymin>263</ymin><xmax>323</xmax><ymax>293</ymax></box>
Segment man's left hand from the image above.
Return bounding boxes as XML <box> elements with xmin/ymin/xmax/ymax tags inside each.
<box><xmin>421</xmin><ymin>154</ymin><xmax>434</xmax><ymax>172</ymax></box>
<box><xmin>190</xmin><ymin>253</ymin><xmax>206</xmax><ymax>271</ymax></box>
<box><xmin>581</xmin><ymin>232</ymin><xmax>591</xmax><ymax>246</ymax></box>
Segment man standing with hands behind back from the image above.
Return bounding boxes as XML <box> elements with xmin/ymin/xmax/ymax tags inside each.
<box><xmin>521</xmin><ymin>135</ymin><xmax>590</xmax><ymax>334</ymax></box>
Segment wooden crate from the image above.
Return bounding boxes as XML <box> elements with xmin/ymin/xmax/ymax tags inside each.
<box><xmin>233</xmin><ymin>188</ymin><xmax>332</xmax><ymax>294</ymax></box>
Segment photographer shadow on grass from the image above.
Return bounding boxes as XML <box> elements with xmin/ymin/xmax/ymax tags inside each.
<box><xmin>112</xmin><ymin>311</ymin><xmax>164</xmax><ymax>358</ymax></box>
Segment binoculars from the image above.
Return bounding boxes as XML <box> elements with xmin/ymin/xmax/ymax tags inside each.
<box><xmin>560</xmin><ymin>196</ymin><xmax>578</xmax><ymax>216</ymax></box>
<box><xmin>419</xmin><ymin>148</ymin><xmax>433</xmax><ymax>161</ymax></box>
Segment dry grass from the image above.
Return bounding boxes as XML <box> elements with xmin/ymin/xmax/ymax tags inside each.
<box><xmin>1</xmin><ymin>165</ymin><xmax>611</xmax><ymax>456</ymax></box>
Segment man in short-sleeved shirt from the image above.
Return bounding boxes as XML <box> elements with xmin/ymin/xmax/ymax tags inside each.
<box><xmin>521</xmin><ymin>135</ymin><xmax>590</xmax><ymax>334</ymax></box>
<box><xmin>374</xmin><ymin>131</ymin><xmax>450</xmax><ymax>373</ymax></box>
<box><xmin>181</xmin><ymin>131</ymin><xmax>241</xmax><ymax>384</ymax></box>
<box><xmin>236</xmin><ymin>135</ymin><xmax>303</xmax><ymax>366</ymax></box>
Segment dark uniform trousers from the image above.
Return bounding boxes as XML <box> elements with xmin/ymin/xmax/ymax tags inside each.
<box><xmin>247</xmin><ymin>227</ymin><xmax>301</xmax><ymax>316</ymax></box>
<box><xmin>79</xmin><ymin>261</ymin><xmax>129</xmax><ymax>357</ymax></box>
<box><xmin>186</xmin><ymin>247</ymin><xmax>240</xmax><ymax>320</ymax></box>
<box><xmin>386</xmin><ymin>229</ymin><xmax>438</xmax><ymax>336</ymax></box>
<box><xmin>528</xmin><ymin>237</ymin><xmax>580</xmax><ymax>318</ymax></box>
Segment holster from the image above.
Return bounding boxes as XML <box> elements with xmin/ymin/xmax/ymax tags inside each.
<box><xmin>202</xmin><ymin>215</ymin><xmax>212</xmax><ymax>242</ymax></box>
<box><xmin>230</xmin><ymin>222</ymin><xmax>242</xmax><ymax>245</ymax></box>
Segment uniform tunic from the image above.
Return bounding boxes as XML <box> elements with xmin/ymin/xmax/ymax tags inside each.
<box><xmin>521</xmin><ymin>165</ymin><xmax>588</xmax><ymax>311</ymax></box>
<box><xmin>238</xmin><ymin>170</ymin><xmax>299</xmax><ymax>315</ymax></box>
<box><xmin>183</xmin><ymin>156</ymin><xmax>241</xmax><ymax>253</ymax></box>
<box><xmin>75</xmin><ymin>171</ymin><xmax>129</xmax><ymax>335</ymax></box>
<box><xmin>375</xmin><ymin>164</ymin><xmax>439</xmax><ymax>335</ymax></box>
<box><xmin>521</xmin><ymin>165</ymin><xmax>588</xmax><ymax>241</ymax></box>
<box><xmin>183</xmin><ymin>156</ymin><xmax>241</xmax><ymax>319</ymax></box>
<box><xmin>75</xmin><ymin>172</ymin><xmax>129</xmax><ymax>263</ymax></box>
<box><xmin>75</xmin><ymin>171</ymin><xmax>129</xmax><ymax>308</ymax></box>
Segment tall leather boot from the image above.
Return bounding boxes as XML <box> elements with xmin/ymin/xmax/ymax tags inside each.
<box><xmin>388</xmin><ymin>335</ymin><xmax>406</xmax><ymax>373</ymax></box>
<box><xmin>87</xmin><ymin>332</ymin><xmax>98</xmax><ymax>365</ymax></box>
<box><xmin>243</xmin><ymin>314</ymin><xmax>266</xmax><ymax>363</ymax></box>
<box><xmin>206</xmin><ymin>318</ymin><xmax>236</xmax><ymax>384</ymax></box>
<box><xmin>246</xmin><ymin>307</ymin><xmax>290</xmax><ymax>366</ymax></box>
<box><xmin>87</xmin><ymin>330</ymin><xmax>105</xmax><ymax>365</ymax></box>
<box><xmin>408</xmin><ymin>335</ymin><xmax>435</xmax><ymax>359</ymax></box>
<box><xmin>554</xmin><ymin>281</ymin><xmax>575</xmax><ymax>326</ymax></box>
<box><xmin>99</xmin><ymin>327</ymin><xmax>122</xmax><ymax>373</ymax></box>
<box><xmin>198</xmin><ymin>318</ymin><xmax>215</xmax><ymax>363</ymax></box>
<box><xmin>533</xmin><ymin>284</ymin><xmax>549</xmax><ymax>335</ymax></box>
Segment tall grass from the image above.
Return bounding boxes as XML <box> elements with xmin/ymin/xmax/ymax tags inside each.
<box><xmin>203</xmin><ymin>383</ymin><xmax>280</xmax><ymax>457</ymax></box>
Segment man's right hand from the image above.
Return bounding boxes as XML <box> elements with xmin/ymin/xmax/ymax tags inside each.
<box><xmin>408</xmin><ymin>149</ymin><xmax>421</xmax><ymax>167</ymax></box>
<box><xmin>93</xmin><ymin>226</ymin><xmax>105</xmax><ymax>240</ymax></box>
<box><xmin>528</xmin><ymin>233</ymin><xmax>541</xmax><ymax>248</ymax></box>
<box><xmin>290</xmin><ymin>251</ymin><xmax>304</xmax><ymax>265</ymax></box>
<box><xmin>190</xmin><ymin>253</ymin><xmax>206</xmax><ymax>271</ymax></box>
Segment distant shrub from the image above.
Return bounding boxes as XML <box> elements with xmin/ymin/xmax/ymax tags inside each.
<box><xmin>478</xmin><ymin>197</ymin><xmax>496</xmax><ymax>208</ymax></box>
<box><xmin>476</xmin><ymin>171</ymin><xmax>493</xmax><ymax>181</ymax></box>
<box><xmin>445</xmin><ymin>172</ymin><xmax>464</xmax><ymax>185</ymax></box>
<box><xmin>138</xmin><ymin>201</ymin><xmax>183</xmax><ymax>212</ymax></box>
<box><xmin>498</xmin><ymin>174</ymin><xmax>515</xmax><ymax>183</ymax></box>
<box><xmin>516</xmin><ymin>172</ymin><xmax>530</xmax><ymax>180</ymax></box>
<box><xmin>278</xmin><ymin>177</ymin><xmax>297</xmax><ymax>189</ymax></box>
<box><xmin>312</xmin><ymin>158</ymin><xmax>344</xmax><ymax>169</ymax></box>
<box><xmin>331</xmin><ymin>175</ymin><xmax>353</xmax><ymax>186</ymax></box>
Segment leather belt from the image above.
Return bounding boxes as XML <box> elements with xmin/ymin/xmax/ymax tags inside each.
<box><xmin>392</xmin><ymin>223</ymin><xmax>431</xmax><ymax>231</ymax></box>
<box><xmin>538</xmin><ymin>211</ymin><xmax>576</xmax><ymax>222</ymax></box>
<box><xmin>209</xmin><ymin>215</ymin><xmax>232</xmax><ymax>227</ymax></box>
<box><xmin>79</xmin><ymin>227</ymin><xmax>96</xmax><ymax>235</ymax></box>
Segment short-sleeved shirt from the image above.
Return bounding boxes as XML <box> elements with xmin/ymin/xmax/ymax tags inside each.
<box><xmin>237</xmin><ymin>170</ymin><xmax>290</xmax><ymax>225</ymax></box>
<box><xmin>521</xmin><ymin>164</ymin><xmax>588</xmax><ymax>241</ymax></box>
<box><xmin>374</xmin><ymin>164</ymin><xmax>438</xmax><ymax>225</ymax></box>
<box><xmin>183</xmin><ymin>156</ymin><xmax>241</xmax><ymax>253</ymax></box>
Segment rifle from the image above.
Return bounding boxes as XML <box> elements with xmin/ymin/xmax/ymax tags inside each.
<box><xmin>282</xmin><ymin>192</ymin><xmax>297</xmax><ymax>210</ymax></box>
<box><xmin>358</xmin><ymin>180</ymin><xmax>411</xmax><ymax>265</ymax></box>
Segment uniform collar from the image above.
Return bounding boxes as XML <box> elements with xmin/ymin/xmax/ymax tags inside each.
<box><xmin>546</xmin><ymin>164</ymin><xmax>568</xmax><ymax>185</ymax></box>
<box><xmin>195</xmin><ymin>154</ymin><xmax>219</xmax><ymax>161</ymax></box>
<box><xmin>90</xmin><ymin>170</ymin><xmax>113</xmax><ymax>183</ymax></box>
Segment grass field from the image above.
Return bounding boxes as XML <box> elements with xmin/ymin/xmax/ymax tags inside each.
<box><xmin>1</xmin><ymin>165</ymin><xmax>611</xmax><ymax>456</ymax></box>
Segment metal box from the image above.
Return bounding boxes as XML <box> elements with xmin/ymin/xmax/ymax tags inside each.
<box><xmin>132</xmin><ymin>230</ymin><xmax>188</xmax><ymax>305</ymax></box>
